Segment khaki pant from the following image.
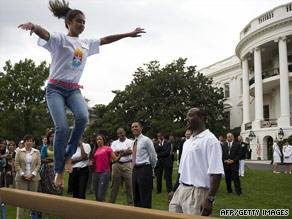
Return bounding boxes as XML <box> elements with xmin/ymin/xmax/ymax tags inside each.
<box><xmin>169</xmin><ymin>184</ymin><xmax>209</xmax><ymax>215</ymax></box>
<box><xmin>109</xmin><ymin>162</ymin><xmax>133</xmax><ymax>205</ymax></box>
<box><xmin>16</xmin><ymin>180</ymin><xmax>39</xmax><ymax>219</ymax></box>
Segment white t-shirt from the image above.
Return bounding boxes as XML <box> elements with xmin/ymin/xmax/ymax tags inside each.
<box><xmin>38</xmin><ymin>32</ymin><xmax>100</xmax><ymax>83</ymax></box>
<box><xmin>179</xmin><ymin>129</ymin><xmax>224</xmax><ymax>188</ymax></box>
<box><xmin>111</xmin><ymin>138</ymin><xmax>133</xmax><ymax>163</ymax></box>
<box><xmin>71</xmin><ymin>143</ymin><xmax>91</xmax><ymax>168</ymax></box>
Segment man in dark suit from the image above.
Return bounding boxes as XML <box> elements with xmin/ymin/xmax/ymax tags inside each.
<box><xmin>168</xmin><ymin>135</ymin><xmax>177</xmax><ymax>178</ymax></box>
<box><xmin>154</xmin><ymin>132</ymin><xmax>172</xmax><ymax>193</ymax></box>
<box><xmin>222</xmin><ymin>133</ymin><xmax>242</xmax><ymax>196</ymax></box>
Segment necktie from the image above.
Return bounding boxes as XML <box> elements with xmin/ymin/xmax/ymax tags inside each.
<box><xmin>132</xmin><ymin>139</ymin><xmax>138</xmax><ymax>167</ymax></box>
<box><xmin>228</xmin><ymin>142</ymin><xmax>231</xmax><ymax>154</ymax></box>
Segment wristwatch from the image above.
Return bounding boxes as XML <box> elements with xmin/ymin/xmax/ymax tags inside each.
<box><xmin>207</xmin><ymin>195</ymin><xmax>215</xmax><ymax>203</ymax></box>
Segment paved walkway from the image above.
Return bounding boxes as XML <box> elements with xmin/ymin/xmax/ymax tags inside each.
<box><xmin>245</xmin><ymin>160</ymin><xmax>286</xmax><ymax>172</ymax></box>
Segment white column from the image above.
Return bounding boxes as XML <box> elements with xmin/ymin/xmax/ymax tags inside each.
<box><xmin>253</xmin><ymin>48</ymin><xmax>264</xmax><ymax>129</ymax></box>
<box><xmin>242</xmin><ymin>58</ymin><xmax>250</xmax><ymax>126</ymax></box>
<box><xmin>278</xmin><ymin>37</ymin><xmax>290</xmax><ymax>127</ymax></box>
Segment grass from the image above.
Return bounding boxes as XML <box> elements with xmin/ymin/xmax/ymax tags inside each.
<box><xmin>3</xmin><ymin>163</ymin><xmax>292</xmax><ymax>219</ymax></box>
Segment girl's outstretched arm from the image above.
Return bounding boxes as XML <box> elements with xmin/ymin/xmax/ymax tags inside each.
<box><xmin>100</xmin><ymin>27</ymin><xmax>146</xmax><ymax>46</ymax></box>
<box><xmin>18</xmin><ymin>22</ymin><xmax>50</xmax><ymax>41</ymax></box>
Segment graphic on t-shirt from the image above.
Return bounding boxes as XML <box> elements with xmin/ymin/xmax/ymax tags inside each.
<box><xmin>72</xmin><ymin>48</ymin><xmax>83</xmax><ymax>67</ymax></box>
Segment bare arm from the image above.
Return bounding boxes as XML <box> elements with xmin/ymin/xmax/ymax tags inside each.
<box><xmin>110</xmin><ymin>153</ymin><xmax>121</xmax><ymax>162</ymax></box>
<box><xmin>121</xmin><ymin>147</ymin><xmax>132</xmax><ymax>156</ymax></box>
<box><xmin>41</xmin><ymin>157</ymin><xmax>54</xmax><ymax>164</ymax></box>
<box><xmin>18</xmin><ymin>22</ymin><xmax>50</xmax><ymax>41</ymax></box>
<box><xmin>100</xmin><ymin>27</ymin><xmax>145</xmax><ymax>45</ymax></box>
<box><xmin>200</xmin><ymin>174</ymin><xmax>221</xmax><ymax>216</ymax></box>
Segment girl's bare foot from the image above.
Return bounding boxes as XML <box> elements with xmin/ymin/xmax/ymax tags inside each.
<box><xmin>54</xmin><ymin>172</ymin><xmax>64</xmax><ymax>187</ymax></box>
<box><xmin>65</xmin><ymin>158</ymin><xmax>73</xmax><ymax>173</ymax></box>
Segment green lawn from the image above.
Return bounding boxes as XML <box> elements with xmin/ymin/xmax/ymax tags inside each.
<box><xmin>4</xmin><ymin>164</ymin><xmax>292</xmax><ymax>218</ymax></box>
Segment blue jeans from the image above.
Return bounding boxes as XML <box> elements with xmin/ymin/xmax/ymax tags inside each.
<box><xmin>1</xmin><ymin>203</ymin><xmax>6</xmax><ymax>219</ymax></box>
<box><xmin>46</xmin><ymin>83</ymin><xmax>88</xmax><ymax>173</ymax></box>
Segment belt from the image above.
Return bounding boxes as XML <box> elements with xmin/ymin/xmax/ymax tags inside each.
<box><xmin>118</xmin><ymin>161</ymin><xmax>132</xmax><ymax>164</ymax></box>
<box><xmin>134</xmin><ymin>163</ymin><xmax>151</xmax><ymax>168</ymax></box>
<box><xmin>48</xmin><ymin>79</ymin><xmax>84</xmax><ymax>89</ymax></box>
<box><xmin>73</xmin><ymin>166</ymin><xmax>88</xmax><ymax>171</ymax></box>
<box><xmin>182</xmin><ymin>182</ymin><xmax>194</xmax><ymax>187</ymax></box>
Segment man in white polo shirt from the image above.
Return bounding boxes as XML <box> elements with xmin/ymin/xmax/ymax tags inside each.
<box><xmin>169</xmin><ymin>107</ymin><xmax>224</xmax><ymax>216</ymax></box>
<box><xmin>109</xmin><ymin>128</ymin><xmax>134</xmax><ymax>205</ymax></box>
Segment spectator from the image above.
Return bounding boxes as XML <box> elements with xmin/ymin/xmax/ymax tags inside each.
<box><xmin>168</xmin><ymin>107</ymin><xmax>224</xmax><ymax>216</ymax></box>
<box><xmin>16</xmin><ymin>140</ymin><xmax>25</xmax><ymax>151</ymax></box>
<box><xmin>5</xmin><ymin>141</ymin><xmax>16</xmax><ymax>187</ymax></box>
<box><xmin>222</xmin><ymin>133</ymin><xmax>242</xmax><ymax>196</ymax></box>
<box><xmin>154</xmin><ymin>132</ymin><xmax>172</xmax><ymax>193</ymax></box>
<box><xmin>109</xmin><ymin>128</ymin><xmax>134</xmax><ymax>205</ymax></box>
<box><xmin>168</xmin><ymin>135</ymin><xmax>177</xmax><ymax>179</ymax></box>
<box><xmin>282</xmin><ymin>140</ymin><xmax>292</xmax><ymax>174</ymax></box>
<box><xmin>36</xmin><ymin>136</ymin><xmax>48</xmax><ymax>152</ymax></box>
<box><xmin>93</xmin><ymin>134</ymin><xmax>121</xmax><ymax>202</ymax></box>
<box><xmin>273</xmin><ymin>139</ymin><xmax>282</xmax><ymax>174</ymax></box>
<box><xmin>70</xmin><ymin>137</ymin><xmax>91</xmax><ymax>199</ymax></box>
<box><xmin>39</xmin><ymin>130</ymin><xmax>63</xmax><ymax>195</ymax></box>
<box><xmin>15</xmin><ymin>134</ymin><xmax>41</xmax><ymax>219</ymax></box>
<box><xmin>0</xmin><ymin>138</ymin><xmax>7</xmax><ymax>219</ymax></box>
<box><xmin>38</xmin><ymin>130</ymin><xmax>62</xmax><ymax>219</ymax></box>
<box><xmin>238</xmin><ymin>136</ymin><xmax>248</xmax><ymax>177</ymax></box>
<box><xmin>86</xmin><ymin>137</ymin><xmax>96</xmax><ymax>194</ymax></box>
<box><xmin>131</xmin><ymin>122</ymin><xmax>157</xmax><ymax>208</ymax></box>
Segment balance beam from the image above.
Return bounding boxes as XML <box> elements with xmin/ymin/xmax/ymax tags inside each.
<box><xmin>0</xmin><ymin>188</ymin><xmax>214</xmax><ymax>219</ymax></box>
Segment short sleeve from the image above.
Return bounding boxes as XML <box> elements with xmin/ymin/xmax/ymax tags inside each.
<box><xmin>84</xmin><ymin>143</ymin><xmax>91</xmax><ymax>155</ymax></box>
<box><xmin>107</xmin><ymin>146</ymin><xmax>114</xmax><ymax>156</ymax></box>
<box><xmin>37</xmin><ymin>32</ymin><xmax>61</xmax><ymax>52</ymax></box>
<box><xmin>207</xmin><ymin>140</ymin><xmax>225</xmax><ymax>176</ymax></box>
<box><xmin>111</xmin><ymin>141</ymin><xmax>117</xmax><ymax>151</ymax></box>
<box><xmin>87</xmin><ymin>38</ymin><xmax>100</xmax><ymax>56</ymax></box>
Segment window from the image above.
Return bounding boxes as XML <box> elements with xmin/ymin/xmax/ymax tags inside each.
<box><xmin>263</xmin><ymin>105</ymin><xmax>269</xmax><ymax>121</ymax></box>
<box><xmin>288</xmin><ymin>55</ymin><xmax>292</xmax><ymax>72</ymax></box>
<box><xmin>224</xmin><ymin>83</ymin><xmax>230</xmax><ymax>98</ymax></box>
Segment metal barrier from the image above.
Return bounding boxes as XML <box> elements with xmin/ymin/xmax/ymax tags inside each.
<box><xmin>0</xmin><ymin>188</ymin><xmax>213</xmax><ymax>219</ymax></box>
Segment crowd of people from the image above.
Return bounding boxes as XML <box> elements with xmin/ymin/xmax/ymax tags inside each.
<box><xmin>1</xmin><ymin>107</ymin><xmax>292</xmax><ymax>218</ymax></box>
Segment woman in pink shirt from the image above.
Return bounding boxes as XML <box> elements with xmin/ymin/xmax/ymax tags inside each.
<box><xmin>93</xmin><ymin>134</ymin><xmax>121</xmax><ymax>202</ymax></box>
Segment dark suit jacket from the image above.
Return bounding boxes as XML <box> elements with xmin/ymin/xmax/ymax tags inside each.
<box><xmin>178</xmin><ymin>139</ymin><xmax>186</xmax><ymax>163</ymax></box>
<box><xmin>239</xmin><ymin>142</ymin><xmax>248</xmax><ymax>160</ymax></box>
<box><xmin>169</xmin><ymin>142</ymin><xmax>177</xmax><ymax>164</ymax></box>
<box><xmin>222</xmin><ymin>141</ymin><xmax>242</xmax><ymax>170</ymax></box>
<box><xmin>154</xmin><ymin>140</ymin><xmax>172</xmax><ymax>168</ymax></box>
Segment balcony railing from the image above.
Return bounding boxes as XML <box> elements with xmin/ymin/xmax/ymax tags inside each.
<box><xmin>240</xmin><ymin>3</ymin><xmax>292</xmax><ymax>39</ymax></box>
<box><xmin>249</xmin><ymin>68</ymin><xmax>280</xmax><ymax>86</ymax></box>
<box><xmin>260</xmin><ymin>119</ymin><xmax>278</xmax><ymax>128</ymax></box>
<box><xmin>245</xmin><ymin>122</ymin><xmax>252</xmax><ymax>130</ymax></box>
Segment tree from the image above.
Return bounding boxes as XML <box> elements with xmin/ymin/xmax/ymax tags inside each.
<box><xmin>85</xmin><ymin>58</ymin><xmax>228</xmax><ymax>141</ymax></box>
<box><xmin>0</xmin><ymin>59</ymin><xmax>54</xmax><ymax>143</ymax></box>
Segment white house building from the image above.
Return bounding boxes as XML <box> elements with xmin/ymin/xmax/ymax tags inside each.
<box><xmin>200</xmin><ymin>2</ymin><xmax>292</xmax><ymax>160</ymax></box>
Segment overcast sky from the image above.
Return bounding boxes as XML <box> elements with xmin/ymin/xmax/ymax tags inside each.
<box><xmin>0</xmin><ymin>0</ymin><xmax>290</xmax><ymax>106</ymax></box>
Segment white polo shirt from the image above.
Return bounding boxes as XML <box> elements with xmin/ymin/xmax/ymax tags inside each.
<box><xmin>111</xmin><ymin>138</ymin><xmax>133</xmax><ymax>163</ymax></box>
<box><xmin>71</xmin><ymin>143</ymin><xmax>91</xmax><ymax>168</ymax></box>
<box><xmin>179</xmin><ymin>129</ymin><xmax>224</xmax><ymax>188</ymax></box>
